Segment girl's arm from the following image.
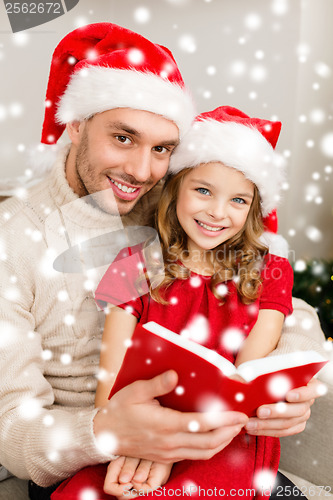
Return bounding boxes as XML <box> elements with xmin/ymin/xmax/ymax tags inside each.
<box><xmin>234</xmin><ymin>309</ymin><xmax>285</xmax><ymax>368</ymax></box>
<box><xmin>95</xmin><ymin>306</ymin><xmax>138</xmax><ymax>408</ymax></box>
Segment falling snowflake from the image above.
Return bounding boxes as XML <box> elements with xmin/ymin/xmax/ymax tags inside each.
<box><xmin>244</xmin><ymin>13</ymin><xmax>262</xmax><ymax>30</ymax></box>
<box><xmin>43</xmin><ymin>415</ymin><xmax>55</xmax><ymax>427</ymax></box>
<box><xmin>314</xmin><ymin>61</ymin><xmax>331</xmax><ymax>79</ymax></box>
<box><xmin>254</xmin><ymin>469</ymin><xmax>276</xmax><ymax>495</ymax></box>
<box><xmin>134</xmin><ymin>7</ymin><xmax>151</xmax><ymax>24</ymax></box>
<box><xmin>267</xmin><ymin>374</ymin><xmax>291</xmax><ymax>398</ymax></box>
<box><xmin>305</xmin><ymin>226</ymin><xmax>322</xmax><ymax>243</ymax></box>
<box><xmin>188</xmin><ymin>420</ymin><xmax>200</xmax><ymax>432</ymax></box>
<box><xmin>178</xmin><ymin>34</ymin><xmax>197</xmax><ymax>53</ymax></box>
<box><xmin>181</xmin><ymin>314</ymin><xmax>209</xmax><ymax>345</ymax></box>
<box><xmin>95</xmin><ymin>431</ymin><xmax>118</xmax><ymax>456</ymax></box>
<box><xmin>79</xmin><ymin>488</ymin><xmax>98</xmax><ymax>500</ymax></box>
<box><xmin>235</xmin><ymin>392</ymin><xmax>245</xmax><ymax>402</ymax></box>
<box><xmin>320</xmin><ymin>132</ymin><xmax>333</xmax><ymax>158</ymax></box>
<box><xmin>220</xmin><ymin>327</ymin><xmax>245</xmax><ymax>353</ymax></box>
<box><xmin>271</xmin><ymin>0</ymin><xmax>289</xmax><ymax>16</ymax></box>
<box><xmin>18</xmin><ymin>397</ymin><xmax>42</xmax><ymax>420</ymax></box>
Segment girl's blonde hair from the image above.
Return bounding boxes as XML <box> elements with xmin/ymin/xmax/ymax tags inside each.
<box><xmin>149</xmin><ymin>166</ymin><xmax>268</xmax><ymax>305</ymax></box>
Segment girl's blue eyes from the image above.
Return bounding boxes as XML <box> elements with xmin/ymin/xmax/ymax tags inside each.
<box><xmin>196</xmin><ymin>187</ymin><xmax>210</xmax><ymax>195</ymax></box>
<box><xmin>232</xmin><ymin>197</ymin><xmax>246</xmax><ymax>204</ymax></box>
<box><xmin>196</xmin><ymin>189</ymin><xmax>245</xmax><ymax>204</ymax></box>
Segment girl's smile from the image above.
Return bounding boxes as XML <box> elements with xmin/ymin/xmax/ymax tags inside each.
<box><xmin>176</xmin><ymin>162</ymin><xmax>254</xmax><ymax>256</ymax></box>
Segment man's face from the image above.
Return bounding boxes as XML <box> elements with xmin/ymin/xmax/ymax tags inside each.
<box><xmin>67</xmin><ymin>108</ymin><xmax>179</xmax><ymax>215</ymax></box>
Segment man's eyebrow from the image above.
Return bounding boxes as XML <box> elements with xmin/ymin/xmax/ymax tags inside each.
<box><xmin>159</xmin><ymin>138</ymin><xmax>180</xmax><ymax>147</ymax></box>
<box><xmin>106</xmin><ymin>121</ymin><xmax>179</xmax><ymax>146</ymax></box>
<box><xmin>107</xmin><ymin>121</ymin><xmax>141</xmax><ymax>137</ymax></box>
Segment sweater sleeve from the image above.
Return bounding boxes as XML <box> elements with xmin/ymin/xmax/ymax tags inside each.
<box><xmin>0</xmin><ymin>210</ymin><xmax>114</xmax><ymax>487</ymax></box>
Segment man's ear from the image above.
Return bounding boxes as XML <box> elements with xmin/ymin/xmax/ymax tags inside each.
<box><xmin>66</xmin><ymin>120</ymin><xmax>84</xmax><ymax>146</ymax></box>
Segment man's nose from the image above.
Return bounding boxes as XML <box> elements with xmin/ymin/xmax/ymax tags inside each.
<box><xmin>124</xmin><ymin>148</ymin><xmax>152</xmax><ymax>183</ymax></box>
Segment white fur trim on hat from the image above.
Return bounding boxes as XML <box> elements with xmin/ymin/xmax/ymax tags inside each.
<box><xmin>56</xmin><ymin>67</ymin><xmax>195</xmax><ymax>138</ymax></box>
<box><xmin>169</xmin><ymin>120</ymin><xmax>286</xmax><ymax>216</ymax></box>
<box><xmin>260</xmin><ymin>231</ymin><xmax>289</xmax><ymax>259</ymax></box>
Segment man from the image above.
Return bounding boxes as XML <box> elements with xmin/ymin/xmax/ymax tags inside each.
<box><xmin>0</xmin><ymin>22</ymin><xmax>326</xmax><ymax>500</ymax></box>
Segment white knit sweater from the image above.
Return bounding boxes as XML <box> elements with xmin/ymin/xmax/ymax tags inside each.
<box><xmin>0</xmin><ymin>147</ymin><xmax>157</xmax><ymax>486</ymax></box>
<box><xmin>0</xmin><ymin>147</ymin><xmax>327</xmax><ymax>487</ymax></box>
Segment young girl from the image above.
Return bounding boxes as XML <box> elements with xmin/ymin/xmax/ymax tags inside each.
<box><xmin>52</xmin><ymin>106</ymin><xmax>293</xmax><ymax>500</ymax></box>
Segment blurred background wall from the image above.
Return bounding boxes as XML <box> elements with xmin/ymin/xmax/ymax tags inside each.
<box><xmin>0</xmin><ymin>0</ymin><xmax>332</xmax><ymax>260</ymax></box>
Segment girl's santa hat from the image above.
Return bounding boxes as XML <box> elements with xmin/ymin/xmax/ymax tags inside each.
<box><xmin>169</xmin><ymin>106</ymin><xmax>289</xmax><ymax>257</ymax></box>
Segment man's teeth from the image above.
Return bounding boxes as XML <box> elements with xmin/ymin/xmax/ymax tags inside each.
<box><xmin>110</xmin><ymin>179</ymin><xmax>138</xmax><ymax>193</ymax></box>
<box><xmin>197</xmin><ymin>220</ymin><xmax>223</xmax><ymax>232</ymax></box>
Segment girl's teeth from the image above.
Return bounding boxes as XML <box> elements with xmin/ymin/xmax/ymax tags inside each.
<box><xmin>197</xmin><ymin>220</ymin><xmax>223</xmax><ymax>232</ymax></box>
<box><xmin>111</xmin><ymin>179</ymin><xmax>137</xmax><ymax>193</ymax></box>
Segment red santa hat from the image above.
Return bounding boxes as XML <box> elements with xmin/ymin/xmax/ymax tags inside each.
<box><xmin>36</xmin><ymin>23</ymin><xmax>195</xmax><ymax>159</ymax></box>
<box><xmin>169</xmin><ymin>106</ymin><xmax>289</xmax><ymax>257</ymax></box>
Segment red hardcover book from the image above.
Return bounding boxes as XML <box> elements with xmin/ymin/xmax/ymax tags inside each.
<box><xmin>109</xmin><ymin>321</ymin><xmax>328</xmax><ymax>417</ymax></box>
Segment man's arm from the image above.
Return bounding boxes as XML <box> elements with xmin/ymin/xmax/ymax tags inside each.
<box><xmin>93</xmin><ymin>370</ymin><xmax>248</xmax><ymax>463</ymax></box>
<box><xmin>246</xmin><ymin>297</ymin><xmax>328</xmax><ymax>436</ymax></box>
<box><xmin>0</xmin><ymin>208</ymin><xmax>248</xmax><ymax>487</ymax></box>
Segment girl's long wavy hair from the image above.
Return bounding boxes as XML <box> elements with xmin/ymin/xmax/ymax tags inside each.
<box><xmin>149</xmin><ymin>167</ymin><xmax>268</xmax><ymax>305</ymax></box>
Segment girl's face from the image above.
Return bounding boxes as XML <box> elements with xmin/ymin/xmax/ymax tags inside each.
<box><xmin>176</xmin><ymin>162</ymin><xmax>254</xmax><ymax>256</ymax></box>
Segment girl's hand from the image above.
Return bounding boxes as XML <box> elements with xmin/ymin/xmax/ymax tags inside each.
<box><xmin>103</xmin><ymin>456</ymin><xmax>173</xmax><ymax>498</ymax></box>
<box><xmin>131</xmin><ymin>461</ymin><xmax>173</xmax><ymax>497</ymax></box>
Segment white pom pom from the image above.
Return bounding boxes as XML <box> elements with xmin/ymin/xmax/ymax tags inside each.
<box><xmin>260</xmin><ymin>231</ymin><xmax>289</xmax><ymax>258</ymax></box>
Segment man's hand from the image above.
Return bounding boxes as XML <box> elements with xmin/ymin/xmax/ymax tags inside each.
<box><xmin>94</xmin><ymin>370</ymin><xmax>248</xmax><ymax>463</ymax></box>
<box><xmin>245</xmin><ymin>378</ymin><xmax>326</xmax><ymax>437</ymax></box>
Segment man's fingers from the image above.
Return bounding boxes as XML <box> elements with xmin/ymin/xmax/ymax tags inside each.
<box><xmin>154</xmin><ymin>423</ymin><xmax>245</xmax><ymax>462</ymax></box>
<box><xmin>286</xmin><ymin>378</ymin><xmax>327</xmax><ymax>403</ymax></box>
<box><xmin>245</xmin><ymin>410</ymin><xmax>311</xmax><ymax>437</ymax></box>
<box><xmin>255</xmin><ymin>401</ymin><xmax>312</xmax><ymax>420</ymax></box>
<box><xmin>116</xmin><ymin>371</ymin><xmax>178</xmax><ymax>404</ymax></box>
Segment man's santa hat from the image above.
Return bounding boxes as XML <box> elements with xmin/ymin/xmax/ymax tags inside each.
<box><xmin>0</xmin><ymin>22</ymin><xmax>195</xmax><ymax>190</ymax></box>
<box><xmin>169</xmin><ymin>106</ymin><xmax>289</xmax><ymax>257</ymax></box>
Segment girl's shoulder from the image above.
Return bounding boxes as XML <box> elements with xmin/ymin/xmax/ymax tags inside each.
<box><xmin>262</xmin><ymin>252</ymin><xmax>293</xmax><ymax>280</ymax></box>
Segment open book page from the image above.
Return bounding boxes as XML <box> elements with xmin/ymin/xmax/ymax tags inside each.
<box><xmin>144</xmin><ymin>321</ymin><xmax>327</xmax><ymax>382</ymax></box>
<box><xmin>144</xmin><ymin>321</ymin><xmax>236</xmax><ymax>376</ymax></box>
<box><xmin>236</xmin><ymin>350</ymin><xmax>327</xmax><ymax>382</ymax></box>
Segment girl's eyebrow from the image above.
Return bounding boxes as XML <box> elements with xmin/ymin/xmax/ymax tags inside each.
<box><xmin>234</xmin><ymin>193</ymin><xmax>254</xmax><ymax>199</ymax></box>
<box><xmin>189</xmin><ymin>178</ymin><xmax>214</xmax><ymax>188</ymax></box>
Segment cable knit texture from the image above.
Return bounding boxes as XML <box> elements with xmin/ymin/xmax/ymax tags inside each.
<box><xmin>0</xmin><ymin>146</ymin><xmax>159</xmax><ymax>486</ymax></box>
<box><xmin>0</xmin><ymin>146</ymin><xmax>328</xmax><ymax>487</ymax></box>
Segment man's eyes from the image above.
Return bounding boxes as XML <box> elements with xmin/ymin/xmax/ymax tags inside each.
<box><xmin>153</xmin><ymin>146</ymin><xmax>169</xmax><ymax>154</ymax></box>
<box><xmin>115</xmin><ymin>135</ymin><xmax>131</xmax><ymax>144</ymax></box>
